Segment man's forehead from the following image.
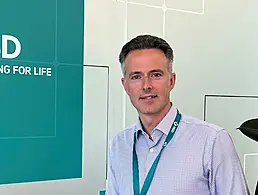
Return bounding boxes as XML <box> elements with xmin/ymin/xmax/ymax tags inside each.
<box><xmin>125</xmin><ymin>49</ymin><xmax>167</xmax><ymax>63</ymax></box>
<box><xmin>125</xmin><ymin>60</ymin><xmax>167</xmax><ymax>70</ymax></box>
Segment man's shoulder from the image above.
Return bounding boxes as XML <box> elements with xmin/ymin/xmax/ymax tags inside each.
<box><xmin>178</xmin><ymin>113</ymin><xmax>237</xmax><ymax>155</ymax></box>
<box><xmin>113</xmin><ymin>122</ymin><xmax>136</xmax><ymax>138</ymax></box>
<box><xmin>109</xmin><ymin>122</ymin><xmax>136</xmax><ymax>148</ymax></box>
<box><xmin>180</xmin><ymin>113</ymin><xmax>225</xmax><ymax>136</ymax></box>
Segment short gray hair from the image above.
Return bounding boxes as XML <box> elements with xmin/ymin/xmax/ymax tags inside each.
<box><xmin>119</xmin><ymin>35</ymin><xmax>174</xmax><ymax>76</ymax></box>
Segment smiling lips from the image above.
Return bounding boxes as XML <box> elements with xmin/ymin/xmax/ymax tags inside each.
<box><xmin>139</xmin><ymin>95</ymin><xmax>158</xmax><ymax>100</ymax></box>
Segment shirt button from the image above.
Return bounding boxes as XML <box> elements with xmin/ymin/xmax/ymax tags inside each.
<box><xmin>149</xmin><ymin>148</ymin><xmax>154</xmax><ymax>153</ymax></box>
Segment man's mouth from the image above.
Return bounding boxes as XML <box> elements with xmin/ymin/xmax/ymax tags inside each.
<box><xmin>139</xmin><ymin>95</ymin><xmax>158</xmax><ymax>100</ymax></box>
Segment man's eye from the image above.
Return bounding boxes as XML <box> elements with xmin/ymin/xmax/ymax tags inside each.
<box><xmin>131</xmin><ymin>75</ymin><xmax>141</xmax><ymax>80</ymax></box>
<box><xmin>152</xmin><ymin>72</ymin><xmax>162</xmax><ymax>77</ymax></box>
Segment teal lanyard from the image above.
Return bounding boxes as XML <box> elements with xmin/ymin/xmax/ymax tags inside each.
<box><xmin>132</xmin><ymin>110</ymin><xmax>181</xmax><ymax>195</ymax></box>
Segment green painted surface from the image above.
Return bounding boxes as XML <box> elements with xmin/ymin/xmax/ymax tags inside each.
<box><xmin>0</xmin><ymin>0</ymin><xmax>84</xmax><ymax>184</ymax></box>
<box><xmin>99</xmin><ymin>190</ymin><xmax>106</xmax><ymax>195</ymax></box>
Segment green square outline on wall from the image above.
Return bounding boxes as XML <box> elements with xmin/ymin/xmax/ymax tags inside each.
<box><xmin>0</xmin><ymin>0</ymin><xmax>84</xmax><ymax>184</ymax></box>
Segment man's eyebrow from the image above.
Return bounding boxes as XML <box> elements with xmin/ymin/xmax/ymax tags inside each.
<box><xmin>149</xmin><ymin>69</ymin><xmax>164</xmax><ymax>74</ymax></box>
<box><xmin>128</xmin><ymin>71</ymin><xmax>141</xmax><ymax>77</ymax></box>
<box><xmin>128</xmin><ymin>69</ymin><xmax>164</xmax><ymax>77</ymax></box>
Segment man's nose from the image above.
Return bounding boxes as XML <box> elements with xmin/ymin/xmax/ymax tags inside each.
<box><xmin>143</xmin><ymin>77</ymin><xmax>152</xmax><ymax>91</ymax></box>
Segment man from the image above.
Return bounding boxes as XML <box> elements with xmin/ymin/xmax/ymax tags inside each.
<box><xmin>106</xmin><ymin>34</ymin><xmax>249</xmax><ymax>194</ymax></box>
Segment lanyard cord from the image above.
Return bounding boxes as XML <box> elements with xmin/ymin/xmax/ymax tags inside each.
<box><xmin>132</xmin><ymin>110</ymin><xmax>182</xmax><ymax>195</ymax></box>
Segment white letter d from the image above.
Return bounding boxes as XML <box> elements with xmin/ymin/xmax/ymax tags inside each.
<box><xmin>2</xmin><ymin>35</ymin><xmax>21</xmax><ymax>59</ymax></box>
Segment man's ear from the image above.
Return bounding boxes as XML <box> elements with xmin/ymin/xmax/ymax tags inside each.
<box><xmin>170</xmin><ymin>72</ymin><xmax>176</xmax><ymax>90</ymax></box>
<box><xmin>121</xmin><ymin>77</ymin><xmax>128</xmax><ymax>94</ymax></box>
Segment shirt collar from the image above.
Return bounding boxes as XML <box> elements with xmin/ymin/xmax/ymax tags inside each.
<box><xmin>134</xmin><ymin>103</ymin><xmax>178</xmax><ymax>139</ymax></box>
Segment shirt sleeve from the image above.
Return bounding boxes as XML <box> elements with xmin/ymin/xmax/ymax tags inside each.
<box><xmin>105</xmin><ymin>140</ymin><xmax>119</xmax><ymax>195</ymax></box>
<box><xmin>209</xmin><ymin>130</ymin><xmax>250</xmax><ymax>195</ymax></box>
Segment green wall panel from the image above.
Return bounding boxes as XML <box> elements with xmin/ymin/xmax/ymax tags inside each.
<box><xmin>0</xmin><ymin>0</ymin><xmax>84</xmax><ymax>184</ymax></box>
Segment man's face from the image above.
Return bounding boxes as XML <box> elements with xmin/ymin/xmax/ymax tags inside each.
<box><xmin>122</xmin><ymin>49</ymin><xmax>176</xmax><ymax>116</ymax></box>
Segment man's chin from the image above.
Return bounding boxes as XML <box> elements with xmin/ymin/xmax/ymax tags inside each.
<box><xmin>137</xmin><ymin>108</ymin><xmax>159</xmax><ymax>115</ymax></box>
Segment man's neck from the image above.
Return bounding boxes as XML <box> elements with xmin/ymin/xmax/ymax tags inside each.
<box><xmin>139</xmin><ymin>102</ymin><xmax>172</xmax><ymax>137</ymax></box>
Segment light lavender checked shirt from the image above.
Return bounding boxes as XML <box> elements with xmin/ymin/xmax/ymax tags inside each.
<box><xmin>106</xmin><ymin>105</ymin><xmax>250</xmax><ymax>195</ymax></box>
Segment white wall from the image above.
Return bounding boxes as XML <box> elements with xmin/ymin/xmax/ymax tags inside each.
<box><xmin>88</xmin><ymin>0</ymin><xmax>258</xmax><ymax>193</ymax></box>
<box><xmin>1</xmin><ymin>0</ymin><xmax>258</xmax><ymax>194</ymax></box>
